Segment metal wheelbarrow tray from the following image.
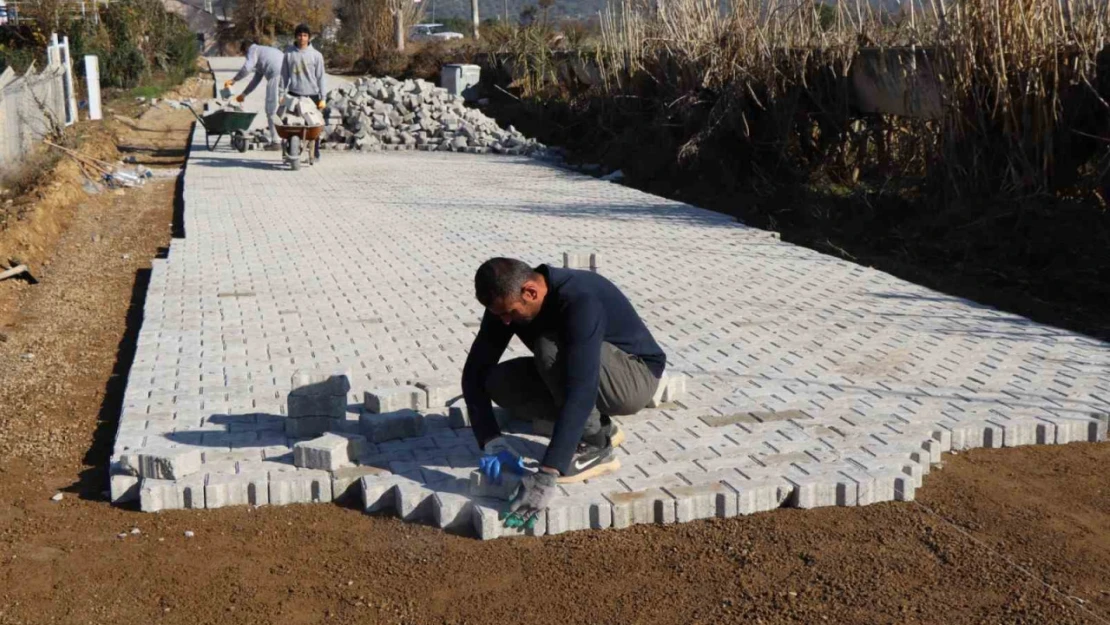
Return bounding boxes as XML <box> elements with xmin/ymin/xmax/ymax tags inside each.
<box><xmin>274</xmin><ymin>124</ymin><xmax>324</xmax><ymax>170</ymax></box>
<box><xmin>186</xmin><ymin>104</ymin><xmax>258</xmax><ymax>152</ymax></box>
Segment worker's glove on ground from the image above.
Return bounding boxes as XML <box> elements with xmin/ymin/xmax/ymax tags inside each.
<box><xmin>223</xmin><ymin>79</ymin><xmax>234</xmax><ymax>89</ymax></box>
<box><xmin>235</xmin><ymin>94</ymin><xmax>245</xmax><ymax>103</ymax></box>
<box><xmin>478</xmin><ymin>436</ymin><xmax>524</xmax><ymax>484</ymax></box>
<box><xmin>504</xmin><ymin>471</ymin><xmax>557</xmax><ymax>530</ymax></box>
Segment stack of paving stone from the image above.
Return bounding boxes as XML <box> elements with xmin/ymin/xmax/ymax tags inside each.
<box><xmin>285</xmin><ymin>371</ymin><xmax>351</xmax><ymax>437</ymax></box>
<box><xmin>320</xmin><ymin>76</ymin><xmax>548</xmax><ymax>156</ymax></box>
<box><xmin>202</xmin><ymin>98</ymin><xmax>244</xmax><ymax>113</ymax></box>
<box><xmin>272</xmin><ymin>96</ymin><xmax>325</xmax><ymax>128</ymax></box>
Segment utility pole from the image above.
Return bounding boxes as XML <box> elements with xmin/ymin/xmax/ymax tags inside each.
<box><xmin>394</xmin><ymin>11</ymin><xmax>405</xmax><ymax>51</ymax></box>
<box><xmin>471</xmin><ymin>0</ymin><xmax>480</xmax><ymax>39</ymax></box>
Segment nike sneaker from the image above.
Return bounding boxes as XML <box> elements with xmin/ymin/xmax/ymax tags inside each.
<box><xmin>581</xmin><ymin>422</ymin><xmax>625</xmax><ymax>448</ymax></box>
<box><xmin>557</xmin><ymin>440</ymin><xmax>620</xmax><ymax>483</ymax></box>
<box><xmin>606</xmin><ymin>422</ymin><xmax>626</xmax><ymax>448</ymax></box>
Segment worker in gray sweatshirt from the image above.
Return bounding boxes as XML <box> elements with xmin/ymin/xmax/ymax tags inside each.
<box><xmin>225</xmin><ymin>40</ymin><xmax>284</xmax><ymax>148</ymax></box>
<box><xmin>280</xmin><ymin>23</ymin><xmax>327</xmax><ymax>158</ymax></box>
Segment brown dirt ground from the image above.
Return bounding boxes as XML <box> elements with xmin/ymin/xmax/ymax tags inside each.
<box><xmin>0</xmin><ymin>70</ymin><xmax>1109</xmax><ymax>625</ymax></box>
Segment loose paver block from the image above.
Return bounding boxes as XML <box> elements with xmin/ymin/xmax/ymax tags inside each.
<box><xmin>290</xmin><ymin>371</ymin><xmax>351</xmax><ymax>396</ymax></box>
<box><xmin>414</xmin><ymin>378</ymin><xmax>462</xmax><ymax>408</ymax></box>
<box><xmin>137</xmin><ymin>447</ymin><xmax>203</xmax><ymax>480</ymax></box>
<box><xmin>111</xmin><ymin>60</ymin><xmax>1110</xmax><ymax>541</ymax></box>
<box><xmin>284</xmin><ymin>415</ymin><xmax>333</xmax><ymax>437</ymax></box>
<box><xmin>294</xmin><ymin>433</ymin><xmax>364</xmax><ymax>471</ymax></box>
<box><xmin>287</xmin><ymin>394</ymin><xmax>346</xmax><ymax>418</ymax></box>
<box><xmin>365</xmin><ymin>387</ymin><xmax>426</xmax><ymax>413</ymax></box>
<box><xmin>468</xmin><ymin>469</ymin><xmax>521</xmax><ymax>500</ymax></box>
<box><xmin>360</xmin><ymin>409</ymin><xmax>425</xmax><ymax>443</ymax></box>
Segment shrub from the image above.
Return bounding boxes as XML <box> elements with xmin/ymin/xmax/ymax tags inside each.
<box><xmin>68</xmin><ymin>0</ymin><xmax>197</xmax><ymax>88</ymax></box>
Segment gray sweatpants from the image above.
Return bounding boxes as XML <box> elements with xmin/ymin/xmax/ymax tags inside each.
<box><xmin>485</xmin><ymin>333</ymin><xmax>660</xmax><ymax>442</ymax></box>
<box><xmin>264</xmin><ymin>75</ymin><xmax>279</xmax><ymax>143</ymax></box>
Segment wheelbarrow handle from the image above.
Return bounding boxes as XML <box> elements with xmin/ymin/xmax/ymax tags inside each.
<box><xmin>183</xmin><ymin>103</ymin><xmax>208</xmax><ymax>130</ymax></box>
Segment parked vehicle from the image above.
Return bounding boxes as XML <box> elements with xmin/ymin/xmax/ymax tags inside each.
<box><xmin>410</xmin><ymin>23</ymin><xmax>464</xmax><ymax>41</ymax></box>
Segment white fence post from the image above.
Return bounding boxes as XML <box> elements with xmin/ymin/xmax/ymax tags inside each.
<box><xmin>61</xmin><ymin>35</ymin><xmax>78</xmax><ymax>125</ymax></box>
<box><xmin>46</xmin><ymin>34</ymin><xmax>76</xmax><ymax>126</ymax></box>
<box><xmin>47</xmin><ymin>33</ymin><xmax>78</xmax><ymax>126</ymax></box>
<box><xmin>85</xmin><ymin>56</ymin><xmax>102</xmax><ymax>121</ymax></box>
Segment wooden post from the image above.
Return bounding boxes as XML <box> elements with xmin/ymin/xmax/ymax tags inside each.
<box><xmin>472</xmin><ymin>0</ymin><xmax>480</xmax><ymax>39</ymax></box>
<box><xmin>394</xmin><ymin>11</ymin><xmax>405</xmax><ymax>51</ymax></box>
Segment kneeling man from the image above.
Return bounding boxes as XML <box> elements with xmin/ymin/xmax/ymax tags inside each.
<box><xmin>462</xmin><ymin>257</ymin><xmax>666</xmax><ymax>527</ymax></box>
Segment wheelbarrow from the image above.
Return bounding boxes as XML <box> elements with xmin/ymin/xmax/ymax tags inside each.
<box><xmin>185</xmin><ymin>104</ymin><xmax>258</xmax><ymax>152</ymax></box>
<box><xmin>275</xmin><ymin>124</ymin><xmax>324</xmax><ymax>171</ymax></box>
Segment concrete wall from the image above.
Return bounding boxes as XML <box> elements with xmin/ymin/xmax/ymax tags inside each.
<box><xmin>0</xmin><ymin>65</ymin><xmax>67</xmax><ymax>170</ymax></box>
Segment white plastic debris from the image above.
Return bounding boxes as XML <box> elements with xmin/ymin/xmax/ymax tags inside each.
<box><xmin>183</xmin><ymin>530</ymin><xmax>195</xmax><ymax>538</ymax></box>
<box><xmin>50</xmin><ymin>492</ymin><xmax>63</xmax><ymax>502</ymax></box>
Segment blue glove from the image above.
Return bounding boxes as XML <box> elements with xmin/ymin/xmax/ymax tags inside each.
<box><xmin>479</xmin><ymin>450</ymin><xmax>525</xmax><ymax>484</ymax></box>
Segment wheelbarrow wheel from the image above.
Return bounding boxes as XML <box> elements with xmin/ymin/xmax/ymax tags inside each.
<box><xmin>288</xmin><ymin>135</ymin><xmax>301</xmax><ymax>171</ymax></box>
<box><xmin>232</xmin><ymin>133</ymin><xmax>247</xmax><ymax>153</ymax></box>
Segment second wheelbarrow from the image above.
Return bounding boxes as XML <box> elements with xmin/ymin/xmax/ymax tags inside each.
<box><xmin>185</xmin><ymin>104</ymin><xmax>258</xmax><ymax>152</ymax></box>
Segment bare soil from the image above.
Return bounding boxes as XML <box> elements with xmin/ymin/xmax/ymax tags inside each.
<box><xmin>0</xmin><ymin>71</ymin><xmax>1108</xmax><ymax>625</ymax></box>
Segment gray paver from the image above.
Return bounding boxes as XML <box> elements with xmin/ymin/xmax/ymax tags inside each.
<box><xmin>332</xmin><ymin>465</ymin><xmax>389</xmax><ymax>500</ymax></box>
<box><xmin>110</xmin><ymin>56</ymin><xmax>1110</xmax><ymax>539</ymax></box>
<box><xmin>293</xmin><ymin>433</ymin><xmax>364</xmax><ymax>471</ymax></box>
<box><xmin>137</xmin><ymin>447</ymin><xmax>202</xmax><ymax>480</ymax></box>
<box><xmin>110</xmin><ymin>474</ymin><xmax>140</xmax><ymax>503</ymax></box>
<box><xmin>269</xmin><ymin>469</ymin><xmax>332</xmax><ymax>505</ymax></box>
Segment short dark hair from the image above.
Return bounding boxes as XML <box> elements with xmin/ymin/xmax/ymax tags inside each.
<box><xmin>294</xmin><ymin>23</ymin><xmax>311</xmax><ymax>37</ymax></box>
<box><xmin>474</xmin><ymin>258</ymin><xmax>536</xmax><ymax>307</ymax></box>
<box><xmin>239</xmin><ymin>39</ymin><xmax>255</xmax><ymax>55</ymax></box>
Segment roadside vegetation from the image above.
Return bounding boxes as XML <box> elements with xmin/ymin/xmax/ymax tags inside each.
<box><xmin>0</xmin><ymin>0</ymin><xmax>200</xmax><ymax>241</ymax></box>
<box><xmin>404</xmin><ymin>0</ymin><xmax>1110</xmax><ymax>338</ymax></box>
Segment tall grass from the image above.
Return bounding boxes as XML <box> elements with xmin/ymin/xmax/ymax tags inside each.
<box><xmin>583</xmin><ymin>0</ymin><xmax>1110</xmax><ymax>200</ymax></box>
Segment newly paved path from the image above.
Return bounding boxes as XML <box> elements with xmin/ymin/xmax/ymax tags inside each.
<box><xmin>109</xmin><ymin>58</ymin><xmax>1110</xmax><ymax>538</ymax></box>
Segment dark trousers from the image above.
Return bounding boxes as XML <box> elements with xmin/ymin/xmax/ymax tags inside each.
<box><xmin>485</xmin><ymin>334</ymin><xmax>660</xmax><ymax>442</ymax></box>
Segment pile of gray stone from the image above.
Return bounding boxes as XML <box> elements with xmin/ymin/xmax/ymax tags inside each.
<box><xmin>321</xmin><ymin>76</ymin><xmax>547</xmax><ymax>156</ymax></box>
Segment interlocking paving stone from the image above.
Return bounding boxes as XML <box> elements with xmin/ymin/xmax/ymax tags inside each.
<box><xmin>114</xmin><ymin>57</ymin><xmax>1110</xmax><ymax>538</ymax></box>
